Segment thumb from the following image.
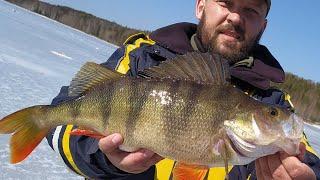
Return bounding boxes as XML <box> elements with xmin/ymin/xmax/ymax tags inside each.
<box><xmin>297</xmin><ymin>142</ymin><xmax>306</xmax><ymax>161</ymax></box>
<box><xmin>98</xmin><ymin>133</ymin><xmax>123</xmax><ymax>154</ymax></box>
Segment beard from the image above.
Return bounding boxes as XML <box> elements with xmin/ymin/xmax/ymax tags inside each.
<box><xmin>197</xmin><ymin>12</ymin><xmax>263</xmax><ymax>64</ymax></box>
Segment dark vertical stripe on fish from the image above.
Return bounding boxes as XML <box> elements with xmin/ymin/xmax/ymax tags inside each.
<box><xmin>125</xmin><ymin>78</ymin><xmax>152</xmax><ymax>140</ymax></box>
<box><xmin>101</xmin><ymin>81</ymin><xmax>116</xmax><ymax>127</ymax></box>
<box><xmin>70</xmin><ymin>98</ymin><xmax>81</xmax><ymax>119</ymax></box>
<box><xmin>208</xmin><ymin>86</ymin><xmax>231</xmax><ymax>130</ymax></box>
<box><xmin>179</xmin><ymin>81</ymin><xmax>203</xmax><ymax>131</ymax></box>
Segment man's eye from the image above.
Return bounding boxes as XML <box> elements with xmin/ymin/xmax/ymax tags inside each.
<box><xmin>217</xmin><ymin>0</ymin><xmax>231</xmax><ymax>7</ymax></box>
<box><xmin>244</xmin><ymin>7</ymin><xmax>259</xmax><ymax>16</ymax></box>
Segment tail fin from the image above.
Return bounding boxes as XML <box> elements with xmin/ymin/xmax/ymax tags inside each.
<box><xmin>0</xmin><ymin>106</ymin><xmax>50</xmax><ymax>164</ymax></box>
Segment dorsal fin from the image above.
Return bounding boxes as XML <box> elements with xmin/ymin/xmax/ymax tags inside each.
<box><xmin>68</xmin><ymin>62</ymin><xmax>122</xmax><ymax>97</ymax></box>
<box><xmin>140</xmin><ymin>52</ymin><xmax>230</xmax><ymax>84</ymax></box>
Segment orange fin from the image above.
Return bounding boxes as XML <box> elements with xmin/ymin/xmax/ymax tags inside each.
<box><xmin>70</xmin><ymin>128</ymin><xmax>105</xmax><ymax>139</ymax></box>
<box><xmin>0</xmin><ymin>106</ymin><xmax>50</xmax><ymax>164</ymax></box>
<box><xmin>173</xmin><ymin>162</ymin><xmax>209</xmax><ymax>180</ymax></box>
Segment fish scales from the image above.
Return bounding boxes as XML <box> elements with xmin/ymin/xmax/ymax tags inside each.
<box><xmin>56</xmin><ymin>77</ymin><xmax>247</xmax><ymax>164</ymax></box>
<box><xmin>41</xmin><ymin>76</ymin><xmax>234</xmax><ymax>164</ymax></box>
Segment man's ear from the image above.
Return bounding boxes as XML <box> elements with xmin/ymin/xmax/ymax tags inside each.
<box><xmin>262</xmin><ymin>19</ymin><xmax>268</xmax><ymax>33</ymax></box>
<box><xmin>196</xmin><ymin>0</ymin><xmax>206</xmax><ymax>20</ymax></box>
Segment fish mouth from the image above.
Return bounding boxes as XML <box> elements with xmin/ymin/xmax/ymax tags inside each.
<box><xmin>227</xmin><ymin>135</ymin><xmax>247</xmax><ymax>157</ymax></box>
<box><xmin>226</xmin><ymin>128</ymin><xmax>281</xmax><ymax>160</ymax></box>
<box><xmin>225</xmin><ymin>129</ymin><xmax>261</xmax><ymax>165</ymax></box>
<box><xmin>282</xmin><ymin>114</ymin><xmax>304</xmax><ymax>139</ymax></box>
<box><xmin>226</xmin><ymin>129</ymin><xmax>255</xmax><ymax>158</ymax></box>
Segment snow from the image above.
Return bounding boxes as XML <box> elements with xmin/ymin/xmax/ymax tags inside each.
<box><xmin>0</xmin><ymin>0</ymin><xmax>116</xmax><ymax>179</ymax></box>
<box><xmin>304</xmin><ymin>123</ymin><xmax>320</xmax><ymax>155</ymax></box>
<box><xmin>50</xmin><ymin>51</ymin><xmax>73</xmax><ymax>60</ymax></box>
<box><xmin>0</xmin><ymin>0</ymin><xmax>319</xmax><ymax>179</ymax></box>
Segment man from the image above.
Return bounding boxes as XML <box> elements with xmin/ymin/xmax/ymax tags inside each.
<box><xmin>47</xmin><ymin>0</ymin><xmax>319</xmax><ymax>179</ymax></box>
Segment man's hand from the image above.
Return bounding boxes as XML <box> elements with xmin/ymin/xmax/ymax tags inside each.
<box><xmin>98</xmin><ymin>133</ymin><xmax>163</xmax><ymax>174</ymax></box>
<box><xmin>255</xmin><ymin>143</ymin><xmax>316</xmax><ymax>180</ymax></box>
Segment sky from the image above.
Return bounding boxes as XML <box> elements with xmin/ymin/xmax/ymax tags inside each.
<box><xmin>41</xmin><ymin>0</ymin><xmax>320</xmax><ymax>83</ymax></box>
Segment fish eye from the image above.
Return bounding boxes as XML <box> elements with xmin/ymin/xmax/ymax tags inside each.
<box><xmin>269</xmin><ymin>107</ymin><xmax>278</xmax><ymax>117</ymax></box>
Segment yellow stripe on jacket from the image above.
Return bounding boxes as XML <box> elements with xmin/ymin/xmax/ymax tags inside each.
<box><xmin>62</xmin><ymin>125</ymin><xmax>86</xmax><ymax>177</ymax></box>
<box><xmin>155</xmin><ymin>159</ymin><xmax>232</xmax><ymax>180</ymax></box>
<box><xmin>302</xmin><ymin>133</ymin><xmax>318</xmax><ymax>156</ymax></box>
<box><xmin>116</xmin><ymin>33</ymin><xmax>155</xmax><ymax>74</ymax></box>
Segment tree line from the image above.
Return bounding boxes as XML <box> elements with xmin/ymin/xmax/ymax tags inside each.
<box><xmin>6</xmin><ymin>0</ymin><xmax>320</xmax><ymax>124</ymax></box>
<box><xmin>6</xmin><ymin>0</ymin><xmax>146</xmax><ymax>46</ymax></box>
<box><xmin>273</xmin><ymin>73</ymin><xmax>320</xmax><ymax>124</ymax></box>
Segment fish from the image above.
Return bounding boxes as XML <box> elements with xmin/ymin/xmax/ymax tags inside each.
<box><xmin>0</xmin><ymin>52</ymin><xmax>304</xmax><ymax>179</ymax></box>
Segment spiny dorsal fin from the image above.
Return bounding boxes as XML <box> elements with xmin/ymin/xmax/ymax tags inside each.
<box><xmin>140</xmin><ymin>52</ymin><xmax>230</xmax><ymax>84</ymax></box>
<box><xmin>68</xmin><ymin>62</ymin><xmax>122</xmax><ymax>97</ymax></box>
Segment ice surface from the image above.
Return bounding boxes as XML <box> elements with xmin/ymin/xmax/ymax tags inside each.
<box><xmin>0</xmin><ymin>0</ymin><xmax>116</xmax><ymax>179</ymax></box>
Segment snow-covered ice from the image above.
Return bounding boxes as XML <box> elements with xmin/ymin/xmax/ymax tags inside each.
<box><xmin>304</xmin><ymin>123</ymin><xmax>320</xmax><ymax>155</ymax></box>
<box><xmin>0</xmin><ymin>0</ymin><xmax>116</xmax><ymax>179</ymax></box>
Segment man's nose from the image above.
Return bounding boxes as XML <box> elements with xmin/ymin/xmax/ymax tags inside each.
<box><xmin>226</xmin><ymin>11</ymin><xmax>242</xmax><ymax>27</ymax></box>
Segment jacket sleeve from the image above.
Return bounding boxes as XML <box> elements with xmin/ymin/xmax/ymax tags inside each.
<box><xmin>301</xmin><ymin>133</ymin><xmax>320</xmax><ymax>179</ymax></box>
<box><xmin>46</xmin><ymin>46</ymin><xmax>155</xmax><ymax>179</ymax></box>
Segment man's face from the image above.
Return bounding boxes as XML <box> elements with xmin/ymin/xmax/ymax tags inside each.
<box><xmin>196</xmin><ymin>0</ymin><xmax>268</xmax><ymax>64</ymax></box>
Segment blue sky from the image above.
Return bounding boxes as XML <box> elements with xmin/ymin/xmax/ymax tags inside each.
<box><xmin>42</xmin><ymin>0</ymin><xmax>320</xmax><ymax>83</ymax></box>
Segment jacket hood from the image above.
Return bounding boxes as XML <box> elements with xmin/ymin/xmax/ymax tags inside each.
<box><xmin>149</xmin><ymin>22</ymin><xmax>285</xmax><ymax>90</ymax></box>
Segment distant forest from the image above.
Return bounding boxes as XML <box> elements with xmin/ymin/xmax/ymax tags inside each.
<box><xmin>6</xmin><ymin>0</ymin><xmax>146</xmax><ymax>46</ymax></box>
<box><xmin>274</xmin><ymin>73</ymin><xmax>320</xmax><ymax>124</ymax></box>
<box><xmin>6</xmin><ymin>0</ymin><xmax>320</xmax><ymax>124</ymax></box>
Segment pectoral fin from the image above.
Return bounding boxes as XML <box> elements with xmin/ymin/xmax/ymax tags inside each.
<box><xmin>70</xmin><ymin>128</ymin><xmax>105</xmax><ymax>139</ymax></box>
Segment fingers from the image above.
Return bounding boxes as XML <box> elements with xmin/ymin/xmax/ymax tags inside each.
<box><xmin>297</xmin><ymin>143</ymin><xmax>306</xmax><ymax>161</ymax></box>
<box><xmin>267</xmin><ymin>153</ymin><xmax>291</xmax><ymax>180</ymax></box>
<box><xmin>147</xmin><ymin>153</ymin><xmax>164</xmax><ymax>166</ymax></box>
<box><xmin>280</xmin><ymin>152</ymin><xmax>316</xmax><ymax>180</ymax></box>
<box><xmin>255</xmin><ymin>158</ymin><xmax>264</xmax><ymax>180</ymax></box>
<box><xmin>98</xmin><ymin>133</ymin><xmax>123</xmax><ymax>154</ymax></box>
<box><xmin>128</xmin><ymin>150</ymin><xmax>162</xmax><ymax>168</ymax></box>
<box><xmin>256</xmin><ymin>145</ymin><xmax>315</xmax><ymax>180</ymax></box>
<box><xmin>114</xmin><ymin>149</ymin><xmax>162</xmax><ymax>173</ymax></box>
<box><xmin>98</xmin><ymin>133</ymin><xmax>163</xmax><ymax>174</ymax></box>
<box><xmin>255</xmin><ymin>156</ymin><xmax>272</xmax><ymax>180</ymax></box>
<box><xmin>256</xmin><ymin>153</ymin><xmax>291</xmax><ymax>180</ymax></box>
<box><xmin>280</xmin><ymin>152</ymin><xmax>305</xmax><ymax>177</ymax></box>
<box><xmin>118</xmin><ymin>149</ymin><xmax>155</xmax><ymax>167</ymax></box>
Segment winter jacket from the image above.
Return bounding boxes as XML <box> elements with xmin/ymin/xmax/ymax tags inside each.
<box><xmin>46</xmin><ymin>22</ymin><xmax>320</xmax><ymax>180</ymax></box>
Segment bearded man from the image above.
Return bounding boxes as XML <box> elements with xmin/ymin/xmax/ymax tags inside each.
<box><xmin>47</xmin><ymin>0</ymin><xmax>319</xmax><ymax>179</ymax></box>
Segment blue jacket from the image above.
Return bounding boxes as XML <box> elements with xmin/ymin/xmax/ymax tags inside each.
<box><xmin>46</xmin><ymin>22</ymin><xmax>320</xmax><ymax>179</ymax></box>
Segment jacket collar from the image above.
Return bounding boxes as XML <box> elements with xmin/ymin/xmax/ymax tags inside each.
<box><xmin>149</xmin><ymin>22</ymin><xmax>196</xmax><ymax>54</ymax></box>
<box><xmin>149</xmin><ymin>22</ymin><xmax>285</xmax><ymax>90</ymax></box>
